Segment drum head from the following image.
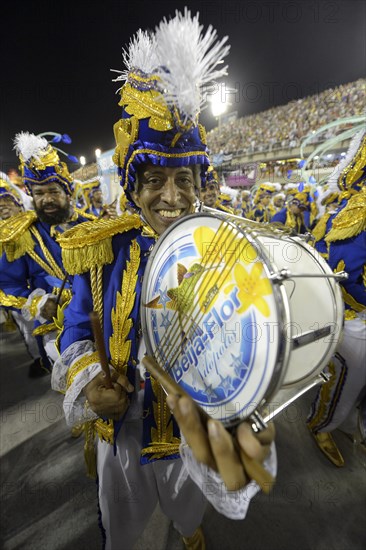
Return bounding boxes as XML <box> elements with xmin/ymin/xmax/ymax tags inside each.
<box><xmin>141</xmin><ymin>213</ymin><xmax>285</xmax><ymax>426</ymax></box>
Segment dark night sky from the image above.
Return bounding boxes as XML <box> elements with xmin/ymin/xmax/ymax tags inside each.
<box><xmin>1</xmin><ymin>0</ymin><xmax>365</xmax><ymax>172</ymax></box>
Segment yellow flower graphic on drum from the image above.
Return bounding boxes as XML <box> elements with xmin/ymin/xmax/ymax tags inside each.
<box><xmin>192</xmin><ymin>224</ymin><xmax>257</xmax><ymax>313</ymax></box>
<box><xmin>224</xmin><ymin>261</ymin><xmax>272</xmax><ymax>317</ymax></box>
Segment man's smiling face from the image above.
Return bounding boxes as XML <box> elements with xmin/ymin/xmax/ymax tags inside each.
<box><xmin>131</xmin><ymin>165</ymin><xmax>198</xmax><ymax>235</ymax></box>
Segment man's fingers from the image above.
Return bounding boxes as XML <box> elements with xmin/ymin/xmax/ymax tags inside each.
<box><xmin>167</xmin><ymin>395</ymin><xmax>216</xmax><ymax>469</ymax></box>
<box><xmin>236</xmin><ymin>421</ymin><xmax>275</xmax><ymax>463</ymax></box>
<box><xmin>207</xmin><ymin>420</ymin><xmax>247</xmax><ymax>491</ymax></box>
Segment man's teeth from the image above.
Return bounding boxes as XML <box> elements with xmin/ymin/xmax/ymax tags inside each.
<box><xmin>158</xmin><ymin>209</ymin><xmax>182</xmax><ymax>218</ymax></box>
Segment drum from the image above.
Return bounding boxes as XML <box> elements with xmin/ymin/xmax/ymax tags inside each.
<box><xmin>141</xmin><ymin>211</ymin><xmax>344</xmax><ymax>428</ymax></box>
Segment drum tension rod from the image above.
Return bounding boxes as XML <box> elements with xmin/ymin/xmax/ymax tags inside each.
<box><xmin>270</xmin><ymin>269</ymin><xmax>349</xmax><ymax>282</ymax></box>
<box><xmin>292</xmin><ymin>326</ymin><xmax>332</xmax><ymax>348</ymax></box>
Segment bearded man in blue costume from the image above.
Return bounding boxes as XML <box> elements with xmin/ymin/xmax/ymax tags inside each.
<box><xmin>0</xmin><ymin>132</ymin><xmax>95</xmax><ymax>367</ymax></box>
<box><xmin>52</xmin><ymin>12</ymin><xmax>276</xmax><ymax>550</ymax></box>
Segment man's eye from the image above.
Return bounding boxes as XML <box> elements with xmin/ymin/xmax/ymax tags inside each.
<box><xmin>178</xmin><ymin>178</ymin><xmax>192</xmax><ymax>185</ymax></box>
<box><xmin>147</xmin><ymin>178</ymin><xmax>161</xmax><ymax>185</ymax></box>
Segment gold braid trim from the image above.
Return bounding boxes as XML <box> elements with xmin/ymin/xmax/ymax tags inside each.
<box><xmin>0</xmin><ymin>212</ymin><xmax>37</xmax><ymax>261</ymax></box>
<box><xmin>29</xmin><ymin>227</ymin><xmax>65</xmax><ymax>279</ymax></box>
<box><xmin>363</xmin><ymin>265</ymin><xmax>366</xmax><ymax>289</ymax></box>
<box><xmin>90</xmin><ymin>266</ymin><xmax>104</xmax><ymax>331</ymax></box>
<box><xmin>58</xmin><ymin>214</ymin><xmax>142</xmax><ymax>274</ymax></box>
<box><xmin>33</xmin><ymin>322</ymin><xmax>57</xmax><ymax>336</ymax></box>
<box><xmin>66</xmin><ymin>351</ymin><xmax>100</xmax><ymax>389</ymax></box>
<box><xmin>326</xmin><ymin>191</ymin><xmax>366</xmax><ymax>243</ymax></box>
<box><xmin>312</xmin><ymin>212</ymin><xmax>330</xmax><ymax>243</ymax></box>
<box><xmin>109</xmin><ymin>240</ymin><xmax>141</xmax><ymax>376</ymax></box>
<box><xmin>0</xmin><ymin>289</ymin><xmax>27</xmax><ymax>308</ymax></box>
<box><xmin>141</xmin><ymin>375</ymin><xmax>180</xmax><ymax>460</ymax></box>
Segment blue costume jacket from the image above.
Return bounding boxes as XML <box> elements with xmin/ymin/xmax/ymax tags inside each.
<box><xmin>58</xmin><ymin>214</ymin><xmax>181</xmax><ymax>463</ymax></box>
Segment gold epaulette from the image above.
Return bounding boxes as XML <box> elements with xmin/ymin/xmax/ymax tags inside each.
<box><xmin>0</xmin><ymin>211</ymin><xmax>37</xmax><ymax>261</ymax></box>
<box><xmin>326</xmin><ymin>190</ymin><xmax>366</xmax><ymax>243</ymax></box>
<box><xmin>57</xmin><ymin>213</ymin><xmax>143</xmax><ymax>274</ymax></box>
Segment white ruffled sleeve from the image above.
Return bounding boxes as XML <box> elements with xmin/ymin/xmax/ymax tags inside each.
<box><xmin>180</xmin><ymin>439</ymin><xmax>277</xmax><ymax>519</ymax></box>
<box><xmin>51</xmin><ymin>340</ymin><xmax>102</xmax><ymax>426</ymax></box>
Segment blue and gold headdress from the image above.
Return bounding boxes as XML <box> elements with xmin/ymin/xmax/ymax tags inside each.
<box><xmin>13</xmin><ymin>131</ymin><xmax>77</xmax><ymax>196</ymax></box>
<box><xmin>74</xmin><ymin>177</ymin><xmax>102</xmax><ymax>209</ymax></box>
<box><xmin>111</xmin><ymin>9</ymin><xmax>230</xmax><ymax>202</ymax></box>
<box><xmin>0</xmin><ymin>172</ymin><xmax>23</xmax><ymax>207</ymax></box>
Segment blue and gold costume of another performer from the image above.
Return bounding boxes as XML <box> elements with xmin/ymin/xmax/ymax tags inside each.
<box><xmin>307</xmin><ymin>129</ymin><xmax>366</xmax><ymax>466</ymax></box>
<box><xmin>0</xmin><ymin>133</ymin><xmax>94</xmax><ymax>338</ymax></box>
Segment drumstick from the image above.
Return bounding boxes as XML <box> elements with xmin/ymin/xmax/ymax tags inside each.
<box><xmin>142</xmin><ymin>355</ymin><xmax>274</xmax><ymax>494</ymax></box>
<box><xmin>89</xmin><ymin>311</ymin><xmax>113</xmax><ymax>389</ymax></box>
<box><xmin>55</xmin><ymin>273</ymin><xmax>69</xmax><ymax>306</ymax></box>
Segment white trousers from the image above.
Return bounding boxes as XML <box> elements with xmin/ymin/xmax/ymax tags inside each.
<box><xmin>97</xmin><ymin>417</ymin><xmax>207</xmax><ymax>550</ymax></box>
<box><xmin>11</xmin><ymin>310</ymin><xmax>40</xmax><ymax>360</ymax></box>
<box><xmin>308</xmin><ymin>317</ymin><xmax>366</xmax><ymax>433</ymax></box>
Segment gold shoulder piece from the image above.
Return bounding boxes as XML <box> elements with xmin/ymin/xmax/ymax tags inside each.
<box><xmin>58</xmin><ymin>213</ymin><xmax>143</xmax><ymax>274</ymax></box>
<box><xmin>326</xmin><ymin>191</ymin><xmax>366</xmax><ymax>243</ymax></box>
<box><xmin>312</xmin><ymin>212</ymin><xmax>330</xmax><ymax>243</ymax></box>
<box><xmin>0</xmin><ymin>211</ymin><xmax>37</xmax><ymax>261</ymax></box>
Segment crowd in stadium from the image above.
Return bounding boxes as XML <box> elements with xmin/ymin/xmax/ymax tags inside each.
<box><xmin>207</xmin><ymin>79</ymin><xmax>365</xmax><ymax>156</ymax></box>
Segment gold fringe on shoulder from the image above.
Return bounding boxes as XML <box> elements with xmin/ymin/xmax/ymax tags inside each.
<box><xmin>58</xmin><ymin>214</ymin><xmax>142</xmax><ymax>274</ymax></box>
<box><xmin>326</xmin><ymin>191</ymin><xmax>366</xmax><ymax>243</ymax></box>
<box><xmin>0</xmin><ymin>211</ymin><xmax>37</xmax><ymax>261</ymax></box>
<box><xmin>312</xmin><ymin>212</ymin><xmax>330</xmax><ymax>243</ymax></box>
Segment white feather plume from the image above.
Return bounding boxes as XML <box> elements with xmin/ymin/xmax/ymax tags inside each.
<box><xmin>0</xmin><ymin>171</ymin><xmax>11</xmax><ymax>184</ymax></box>
<box><xmin>155</xmin><ymin>8</ymin><xmax>230</xmax><ymax>124</ymax></box>
<box><xmin>13</xmin><ymin>132</ymin><xmax>48</xmax><ymax>162</ymax></box>
<box><xmin>220</xmin><ymin>185</ymin><xmax>238</xmax><ymax>200</ymax></box>
<box><xmin>112</xmin><ymin>29</ymin><xmax>158</xmax><ymax>85</ymax></box>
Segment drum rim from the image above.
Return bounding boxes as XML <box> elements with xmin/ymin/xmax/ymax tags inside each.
<box><xmin>279</xmin><ymin>236</ymin><xmax>344</xmax><ymax>387</ymax></box>
<box><xmin>140</xmin><ymin>211</ymin><xmax>292</xmax><ymax>426</ymax></box>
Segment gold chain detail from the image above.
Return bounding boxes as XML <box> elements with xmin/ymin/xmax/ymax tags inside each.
<box><xmin>29</xmin><ymin>227</ymin><xmax>65</xmax><ymax>279</ymax></box>
<box><xmin>90</xmin><ymin>266</ymin><xmax>104</xmax><ymax>330</ymax></box>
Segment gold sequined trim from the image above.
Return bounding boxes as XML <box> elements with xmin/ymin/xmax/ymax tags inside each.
<box><xmin>341</xmin><ymin>286</ymin><xmax>365</xmax><ymax>313</ymax></box>
<box><xmin>29</xmin><ymin>295</ymin><xmax>43</xmax><ymax>318</ymax></box>
<box><xmin>344</xmin><ymin>309</ymin><xmax>357</xmax><ymax>321</ymax></box>
<box><xmin>109</xmin><ymin>240</ymin><xmax>141</xmax><ymax>376</ymax></box>
<box><xmin>32</xmin><ymin>322</ymin><xmax>57</xmax><ymax>336</ymax></box>
<box><xmin>0</xmin><ymin>289</ymin><xmax>27</xmax><ymax>308</ymax></box>
<box><xmin>326</xmin><ymin>190</ymin><xmax>366</xmax><ymax>242</ymax></box>
<box><xmin>66</xmin><ymin>351</ymin><xmax>100</xmax><ymax>389</ymax></box>
<box><xmin>141</xmin><ymin>375</ymin><xmax>181</xmax><ymax>460</ymax></box>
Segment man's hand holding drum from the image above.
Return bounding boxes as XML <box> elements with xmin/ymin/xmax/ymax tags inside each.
<box><xmin>166</xmin><ymin>392</ymin><xmax>275</xmax><ymax>491</ymax></box>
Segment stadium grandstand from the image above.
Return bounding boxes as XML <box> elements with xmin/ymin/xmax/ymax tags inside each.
<box><xmin>207</xmin><ymin>79</ymin><xmax>365</xmax><ymax>186</ymax></box>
